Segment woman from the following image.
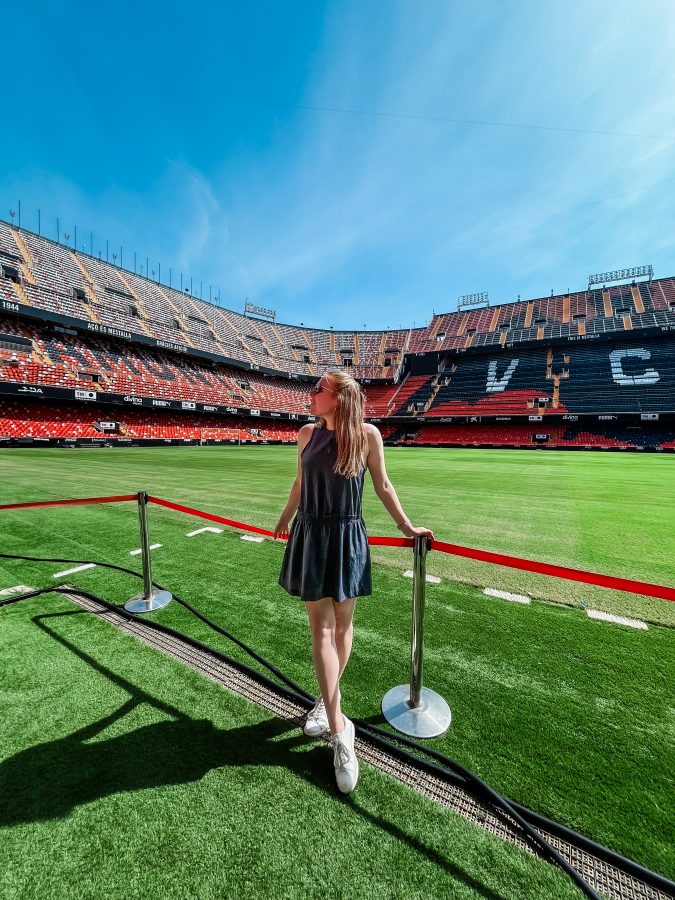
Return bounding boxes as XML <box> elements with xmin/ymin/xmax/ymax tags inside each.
<box><xmin>274</xmin><ymin>369</ymin><xmax>434</xmax><ymax>794</ymax></box>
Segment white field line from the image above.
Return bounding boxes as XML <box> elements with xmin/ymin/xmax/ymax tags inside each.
<box><xmin>587</xmin><ymin>609</ymin><xmax>648</xmax><ymax>630</ymax></box>
<box><xmin>402</xmin><ymin>570</ymin><xmax>441</xmax><ymax>584</ymax></box>
<box><xmin>0</xmin><ymin>584</ymin><xmax>33</xmax><ymax>596</ymax></box>
<box><xmin>483</xmin><ymin>588</ymin><xmax>531</xmax><ymax>605</ymax></box>
<box><xmin>129</xmin><ymin>544</ymin><xmax>162</xmax><ymax>556</ymax></box>
<box><xmin>52</xmin><ymin>564</ymin><xmax>96</xmax><ymax>578</ymax></box>
<box><xmin>187</xmin><ymin>527</ymin><xmax>223</xmax><ymax>537</ymax></box>
<box><xmin>241</xmin><ymin>534</ymin><xmax>265</xmax><ymax>543</ymax></box>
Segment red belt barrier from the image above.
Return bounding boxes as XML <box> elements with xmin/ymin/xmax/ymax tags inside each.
<box><xmin>0</xmin><ymin>494</ymin><xmax>138</xmax><ymax>511</ymax></box>
<box><xmin>430</xmin><ymin>539</ymin><xmax>675</xmax><ymax>604</ymax></box>
<box><xmin>148</xmin><ymin>495</ymin><xmax>675</xmax><ymax>603</ymax></box>
<box><xmin>2</xmin><ymin>491</ymin><xmax>673</xmax><ymax>602</ymax></box>
<box><xmin>147</xmin><ymin>495</ymin><xmax>277</xmax><ymax>538</ymax></box>
<box><xmin>147</xmin><ymin>495</ymin><xmax>416</xmax><ymax>546</ymax></box>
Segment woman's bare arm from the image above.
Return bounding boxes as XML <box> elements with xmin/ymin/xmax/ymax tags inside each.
<box><xmin>365</xmin><ymin>425</ymin><xmax>407</xmax><ymax>524</ymax></box>
<box><xmin>274</xmin><ymin>424</ymin><xmax>313</xmax><ymax>538</ymax></box>
<box><xmin>365</xmin><ymin>424</ymin><xmax>435</xmax><ymax>539</ymax></box>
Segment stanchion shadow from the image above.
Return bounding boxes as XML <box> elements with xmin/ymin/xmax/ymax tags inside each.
<box><xmin>0</xmin><ymin>609</ymin><xmax>507</xmax><ymax>899</ymax></box>
<box><xmin>1</xmin><ymin>610</ymin><xmax>312</xmax><ymax>828</ymax></box>
<box><xmin>354</xmin><ymin>711</ymin><xmax>395</xmax><ymax>729</ymax></box>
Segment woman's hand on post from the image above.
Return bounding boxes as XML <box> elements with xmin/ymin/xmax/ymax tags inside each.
<box><xmin>274</xmin><ymin>514</ymin><xmax>292</xmax><ymax>540</ymax></box>
<box><xmin>398</xmin><ymin>521</ymin><xmax>435</xmax><ymax>541</ymax></box>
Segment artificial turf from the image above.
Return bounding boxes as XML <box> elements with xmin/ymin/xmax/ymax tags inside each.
<box><xmin>1</xmin><ymin>445</ymin><xmax>674</xmax><ymax>893</ymax></box>
<box><xmin>1</xmin><ymin>591</ymin><xmax>584</xmax><ymax>900</ymax></box>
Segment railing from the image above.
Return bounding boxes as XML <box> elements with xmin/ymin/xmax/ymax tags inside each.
<box><xmin>3</xmin><ymin>491</ymin><xmax>674</xmax><ymax>739</ymax></box>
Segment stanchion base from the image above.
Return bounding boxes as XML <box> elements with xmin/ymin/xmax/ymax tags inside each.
<box><xmin>124</xmin><ymin>589</ymin><xmax>173</xmax><ymax>613</ymax></box>
<box><xmin>381</xmin><ymin>684</ymin><xmax>452</xmax><ymax>738</ymax></box>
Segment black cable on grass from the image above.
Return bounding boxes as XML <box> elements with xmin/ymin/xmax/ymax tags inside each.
<box><xmin>0</xmin><ymin>552</ymin><xmax>308</xmax><ymax>699</ymax></box>
<box><xmin>3</xmin><ymin>551</ymin><xmax>672</xmax><ymax>899</ymax></box>
<box><xmin>3</xmin><ymin>580</ymin><xmax>596</xmax><ymax>898</ymax></box>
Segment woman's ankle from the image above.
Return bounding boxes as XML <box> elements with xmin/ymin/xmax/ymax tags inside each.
<box><xmin>332</xmin><ymin>714</ymin><xmax>346</xmax><ymax>735</ymax></box>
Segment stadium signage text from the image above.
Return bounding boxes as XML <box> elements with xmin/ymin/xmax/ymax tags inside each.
<box><xmin>486</xmin><ymin>359</ymin><xmax>519</xmax><ymax>392</ymax></box>
<box><xmin>436</xmin><ymin>416</ymin><xmax>459</xmax><ymax>423</ymax></box>
<box><xmin>156</xmin><ymin>340</ymin><xmax>186</xmax><ymax>354</ymax></box>
<box><xmin>609</xmin><ymin>348</ymin><xmax>660</xmax><ymax>385</ymax></box>
<box><xmin>86</xmin><ymin>323</ymin><xmax>134</xmax><ymax>341</ymax></box>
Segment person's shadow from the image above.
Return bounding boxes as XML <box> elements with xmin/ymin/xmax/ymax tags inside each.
<box><xmin>0</xmin><ymin>608</ymin><xmax>507</xmax><ymax>900</ymax></box>
<box><xmin>0</xmin><ymin>609</ymin><xmax>320</xmax><ymax>828</ymax></box>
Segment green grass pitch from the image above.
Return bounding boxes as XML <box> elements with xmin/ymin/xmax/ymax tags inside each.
<box><xmin>1</xmin><ymin>445</ymin><xmax>674</xmax><ymax>897</ymax></box>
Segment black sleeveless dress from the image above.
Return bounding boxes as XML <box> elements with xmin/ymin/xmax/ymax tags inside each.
<box><xmin>278</xmin><ymin>425</ymin><xmax>372</xmax><ymax>602</ymax></box>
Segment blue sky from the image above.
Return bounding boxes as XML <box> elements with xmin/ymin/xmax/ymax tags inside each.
<box><xmin>2</xmin><ymin>1</ymin><xmax>674</xmax><ymax>330</ymax></box>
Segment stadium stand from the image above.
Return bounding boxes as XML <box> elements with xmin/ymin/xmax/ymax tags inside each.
<box><xmin>0</xmin><ymin>400</ymin><xmax>298</xmax><ymax>442</ymax></box>
<box><xmin>395</xmin><ymin>422</ymin><xmax>673</xmax><ymax>450</ymax></box>
<box><xmin>1</xmin><ymin>219</ymin><xmax>674</xmax><ymax>450</ymax></box>
<box><xmin>0</xmin><ymin>397</ymin><xmax>403</xmax><ymax>446</ymax></box>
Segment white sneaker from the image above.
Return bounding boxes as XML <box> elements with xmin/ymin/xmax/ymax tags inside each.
<box><xmin>332</xmin><ymin>716</ymin><xmax>359</xmax><ymax>794</ymax></box>
<box><xmin>303</xmin><ymin>697</ymin><xmax>329</xmax><ymax>737</ymax></box>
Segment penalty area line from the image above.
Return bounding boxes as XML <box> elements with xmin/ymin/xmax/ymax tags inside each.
<box><xmin>586</xmin><ymin>609</ymin><xmax>648</xmax><ymax>630</ymax></box>
<box><xmin>129</xmin><ymin>544</ymin><xmax>162</xmax><ymax>556</ymax></box>
<box><xmin>402</xmin><ymin>570</ymin><xmax>441</xmax><ymax>584</ymax></box>
<box><xmin>52</xmin><ymin>564</ymin><xmax>97</xmax><ymax>578</ymax></box>
<box><xmin>483</xmin><ymin>588</ymin><xmax>531</xmax><ymax>604</ymax></box>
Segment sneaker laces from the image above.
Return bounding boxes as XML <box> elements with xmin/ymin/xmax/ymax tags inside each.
<box><xmin>309</xmin><ymin>698</ymin><xmax>325</xmax><ymax>719</ymax></box>
<box><xmin>334</xmin><ymin>739</ymin><xmax>352</xmax><ymax>769</ymax></box>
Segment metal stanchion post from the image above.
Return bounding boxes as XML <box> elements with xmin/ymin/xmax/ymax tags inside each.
<box><xmin>125</xmin><ymin>492</ymin><xmax>173</xmax><ymax>613</ymax></box>
<box><xmin>381</xmin><ymin>535</ymin><xmax>452</xmax><ymax>737</ymax></box>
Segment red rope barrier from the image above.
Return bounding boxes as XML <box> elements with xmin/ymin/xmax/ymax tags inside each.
<box><xmin>0</xmin><ymin>494</ymin><xmax>138</xmax><ymax>511</ymax></box>
<box><xmin>430</xmin><ymin>539</ymin><xmax>675</xmax><ymax>604</ymax></box>
<box><xmin>147</xmin><ymin>495</ymin><xmax>675</xmax><ymax>603</ymax></box>
<box><xmin>147</xmin><ymin>495</ymin><xmax>277</xmax><ymax>538</ymax></box>
<box><xmin>1</xmin><ymin>490</ymin><xmax>672</xmax><ymax>602</ymax></box>
<box><xmin>147</xmin><ymin>495</ymin><xmax>416</xmax><ymax>546</ymax></box>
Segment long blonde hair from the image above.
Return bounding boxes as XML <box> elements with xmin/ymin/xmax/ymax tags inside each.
<box><xmin>316</xmin><ymin>369</ymin><xmax>368</xmax><ymax>478</ymax></box>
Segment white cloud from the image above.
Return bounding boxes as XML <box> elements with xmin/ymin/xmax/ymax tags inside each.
<box><xmin>208</xmin><ymin>0</ymin><xmax>675</xmax><ymax>323</ymax></box>
<box><xmin>3</xmin><ymin>0</ymin><xmax>675</xmax><ymax>326</ymax></box>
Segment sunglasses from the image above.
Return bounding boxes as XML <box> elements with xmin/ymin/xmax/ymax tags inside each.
<box><xmin>310</xmin><ymin>381</ymin><xmax>338</xmax><ymax>396</ymax></box>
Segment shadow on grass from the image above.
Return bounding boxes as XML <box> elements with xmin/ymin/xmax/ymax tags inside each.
<box><xmin>0</xmin><ymin>608</ymin><xmax>512</xmax><ymax>900</ymax></box>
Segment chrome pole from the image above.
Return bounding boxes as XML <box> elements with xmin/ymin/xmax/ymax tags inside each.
<box><xmin>381</xmin><ymin>535</ymin><xmax>452</xmax><ymax>738</ymax></box>
<box><xmin>125</xmin><ymin>492</ymin><xmax>172</xmax><ymax>613</ymax></box>
<box><xmin>410</xmin><ymin>534</ymin><xmax>427</xmax><ymax>707</ymax></box>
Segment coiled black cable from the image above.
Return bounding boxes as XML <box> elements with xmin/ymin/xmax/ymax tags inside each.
<box><xmin>2</xmin><ymin>550</ymin><xmax>673</xmax><ymax>899</ymax></box>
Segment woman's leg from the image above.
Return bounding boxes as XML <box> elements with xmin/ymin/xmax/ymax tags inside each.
<box><xmin>333</xmin><ymin>597</ymin><xmax>356</xmax><ymax>681</ymax></box>
<box><xmin>305</xmin><ymin>597</ymin><xmax>345</xmax><ymax>734</ymax></box>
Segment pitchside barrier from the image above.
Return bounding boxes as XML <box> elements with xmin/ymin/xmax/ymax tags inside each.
<box><xmin>2</xmin><ymin>490</ymin><xmax>674</xmax><ymax>742</ymax></box>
